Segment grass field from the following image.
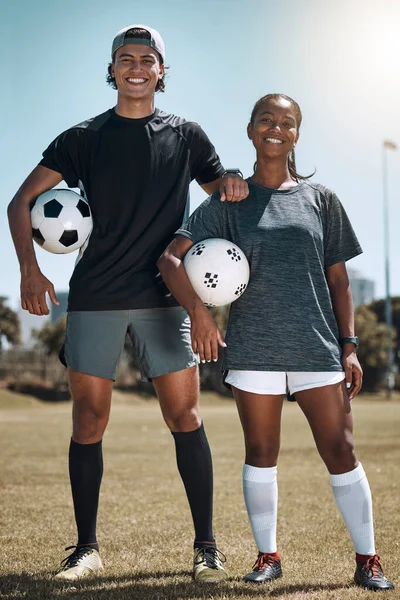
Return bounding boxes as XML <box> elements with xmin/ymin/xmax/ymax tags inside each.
<box><xmin>0</xmin><ymin>388</ymin><xmax>399</xmax><ymax>600</ymax></box>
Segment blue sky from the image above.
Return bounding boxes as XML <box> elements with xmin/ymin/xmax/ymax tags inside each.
<box><xmin>2</xmin><ymin>0</ymin><xmax>400</xmax><ymax>312</ymax></box>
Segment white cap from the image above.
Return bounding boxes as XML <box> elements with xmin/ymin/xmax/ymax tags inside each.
<box><xmin>111</xmin><ymin>24</ymin><xmax>165</xmax><ymax>63</ymax></box>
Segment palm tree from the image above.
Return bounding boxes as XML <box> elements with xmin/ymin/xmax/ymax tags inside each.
<box><xmin>0</xmin><ymin>297</ymin><xmax>20</xmax><ymax>354</ymax></box>
<box><xmin>32</xmin><ymin>317</ymin><xmax>67</xmax><ymax>357</ymax></box>
<box><xmin>31</xmin><ymin>317</ymin><xmax>67</xmax><ymax>383</ymax></box>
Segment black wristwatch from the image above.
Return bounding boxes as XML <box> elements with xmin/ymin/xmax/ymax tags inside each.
<box><xmin>339</xmin><ymin>336</ymin><xmax>359</xmax><ymax>348</ymax></box>
<box><xmin>222</xmin><ymin>168</ymin><xmax>244</xmax><ymax>178</ymax></box>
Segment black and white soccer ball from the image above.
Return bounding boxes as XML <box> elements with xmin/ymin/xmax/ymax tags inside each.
<box><xmin>31</xmin><ymin>189</ymin><xmax>93</xmax><ymax>254</ymax></box>
<box><xmin>183</xmin><ymin>238</ymin><xmax>250</xmax><ymax>307</ymax></box>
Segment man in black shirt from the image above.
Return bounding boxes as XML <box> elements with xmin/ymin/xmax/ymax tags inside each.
<box><xmin>8</xmin><ymin>24</ymin><xmax>248</xmax><ymax>582</ymax></box>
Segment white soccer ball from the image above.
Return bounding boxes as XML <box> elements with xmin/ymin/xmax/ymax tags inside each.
<box><xmin>31</xmin><ymin>189</ymin><xmax>93</xmax><ymax>254</ymax></box>
<box><xmin>183</xmin><ymin>238</ymin><xmax>250</xmax><ymax>307</ymax></box>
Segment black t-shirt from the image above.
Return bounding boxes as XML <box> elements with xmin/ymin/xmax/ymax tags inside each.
<box><xmin>39</xmin><ymin>108</ymin><xmax>224</xmax><ymax>311</ymax></box>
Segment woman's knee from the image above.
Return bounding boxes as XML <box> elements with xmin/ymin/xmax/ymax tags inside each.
<box><xmin>245</xmin><ymin>438</ymin><xmax>280</xmax><ymax>467</ymax></box>
<box><xmin>319</xmin><ymin>432</ymin><xmax>357</xmax><ymax>472</ymax></box>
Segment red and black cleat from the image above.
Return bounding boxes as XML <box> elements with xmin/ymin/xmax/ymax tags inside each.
<box><xmin>354</xmin><ymin>554</ymin><xmax>394</xmax><ymax>591</ymax></box>
<box><xmin>243</xmin><ymin>551</ymin><xmax>282</xmax><ymax>583</ymax></box>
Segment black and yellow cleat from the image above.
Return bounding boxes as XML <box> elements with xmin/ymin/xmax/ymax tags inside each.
<box><xmin>193</xmin><ymin>546</ymin><xmax>228</xmax><ymax>583</ymax></box>
<box><xmin>243</xmin><ymin>551</ymin><xmax>282</xmax><ymax>583</ymax></box>
<box><xmin>55</xmin><ymin>545</ymin><xmax>103</xmax><ymax>581</ymax></box>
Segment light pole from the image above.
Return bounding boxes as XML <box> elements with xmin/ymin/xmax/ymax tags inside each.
<box><xmin>382</xmin><ymin>140</ymin><xmax>397</xmax><ymax>397</ymax></box>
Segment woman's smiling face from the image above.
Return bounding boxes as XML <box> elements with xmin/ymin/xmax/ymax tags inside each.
<box><xmin>248</xmin><ymin>96</ymin><xmax>300</xmax><ymax>159</ymax></box>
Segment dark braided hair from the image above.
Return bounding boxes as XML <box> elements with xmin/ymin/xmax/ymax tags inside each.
<box><xmin>106</xmin><ymin>28</ymin><xmax>167</xmax><ymax>93</ymax></box>
<box><xmin>250</xmin><ymin>93</ymin><xmax>314</xmax><ymax>181</ymax></box>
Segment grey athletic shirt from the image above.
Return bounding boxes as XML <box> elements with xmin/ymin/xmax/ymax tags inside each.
<box><xmin>176</xmin><ymin>179</ymin><xmax>362</xmax><ymax>372</ymax></box>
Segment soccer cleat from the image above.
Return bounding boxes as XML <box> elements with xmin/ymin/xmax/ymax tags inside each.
<box><xmin>55</xmin><ymin>545</ymin><xmax>103</xmax><ymax>581</ymax></box>
<box><xmin>243</xmin><ymin>551</ymin><xmax>282</xmax><ymax>583</ymax></box>
<box><xmin>354</xmin><ymin>555</ymin><xmax>394</xmax><ymax>591</ymax></box>
<box><xmin>193</xmin><ymin>546</ymin><xmax>228</xmax><ymax>583</ymax></box>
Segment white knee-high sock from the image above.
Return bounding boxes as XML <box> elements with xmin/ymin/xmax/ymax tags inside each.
<box><xmin>330</xmin><ymin>463</ymin><xmax>375</xmax><ymax>555</ymax></box>
<box><xmin>242</xmin><ymin>464</ymin><xmax>278</xmax><ymax>553</ymax></box>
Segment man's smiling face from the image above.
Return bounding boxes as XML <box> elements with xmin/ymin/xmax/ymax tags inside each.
<box><xmin>112</xmin><ymin>44</ymin><xmax>164</xmax><ymax>100</ymax></box>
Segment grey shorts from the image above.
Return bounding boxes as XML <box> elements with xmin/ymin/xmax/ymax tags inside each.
<box><xmin>60</xmin><ymin>307</ymin><xmax>199</xmax><ymax>381</ymax></box>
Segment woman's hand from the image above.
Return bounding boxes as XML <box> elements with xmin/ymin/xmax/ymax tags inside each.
<box><xmin>342</xmin><ymin>346</ymin><xmax>363</xmax><ymax>400</ymax></box>
<box><xmin>190</xmin><ymin>304</ymin><xmax>226</xmax><ymax>362</ymax></box>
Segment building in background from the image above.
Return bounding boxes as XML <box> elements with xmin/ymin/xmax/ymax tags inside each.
<box><xmin>50</xmin><ymin>291</ymin><xmax>69</xmax><ymax>323</ymax></box>
<box><xmin>348</xmin><ymin>269</ymin><xmax>375</xmax><ymax>307</ymax></box>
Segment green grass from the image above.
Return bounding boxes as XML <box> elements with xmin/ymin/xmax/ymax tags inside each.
<box><xmin>0</xmin><ymin>388</ymin><xmax>399</xmax><ymax>599</ymax></box>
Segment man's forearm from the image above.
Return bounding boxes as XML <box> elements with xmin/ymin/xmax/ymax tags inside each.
<box><xmin>7</xmin><ymin>198</ymin><xmax>40</xmax><ymax>275</ymax></box>
<box><xmin>7</xmin><ymin>165</ymin><xmax>63</xmax><ymax>276</ymax></box>
<box><xmin>201</xmin><ymin>177</ymin><xmax>222</xmax><ymax>195</ymax></box>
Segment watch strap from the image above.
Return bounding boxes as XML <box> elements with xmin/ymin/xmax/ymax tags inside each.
<box><xmin>222</xmin><ymin>168</ymin><xmax>243</xmax><ymax>178</ymax></box>
<box><xmin>339</xmin><ymin>336</ymin><xmax>359</xmax><ymax>348</ymax></box>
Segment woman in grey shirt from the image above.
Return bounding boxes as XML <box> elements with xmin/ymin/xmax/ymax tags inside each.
<box><xmin>157</xmin><ymin>94</ymin><xmax>393</xmax><ymax>591</ymax></box>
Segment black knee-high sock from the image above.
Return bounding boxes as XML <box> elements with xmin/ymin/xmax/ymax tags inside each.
<box><xmin>69</xmin><ymin>439</ymin><xmax>103</xmax><ymax>548</ymax></box>
<box><xmin>172</xmin><ymin>423</ymin><xmax>215</xmax><ymax>547</ymax></box>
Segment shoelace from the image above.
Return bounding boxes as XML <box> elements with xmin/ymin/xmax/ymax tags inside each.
<box><xmin>194</xmin><ymin>547</ymin><xmax>227</xmax><ymax>570</ymax></box>
<box><xmin>60</xmin><ymin>545</ymin><xmax>93</xmax><ymax>570</ymax></box>
<box><xmin>362</xmin><ymin>554</ymin><xmax>383</xmax><ymax>578</ymax></box>
<box><xmin>253</xmin><ymin>552</ymin><xmax>278</xmax><ymax>572</ymax></box>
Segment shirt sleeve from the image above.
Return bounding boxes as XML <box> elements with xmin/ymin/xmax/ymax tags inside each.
<box><xmin>183</xmin><ymin>122</ymin><xmax>225</xmax><ymax>185</ymax></box>
<box><xmin>39</xmin><ymin>128</ymin><xmax>83</xmax><ymax>188</ymax></box>
<box><xmin>176</xmin><ymin>192</ymin><xmax>227</xmax><ymax>243</ymax></box>
<box><xmin>323</xmin><ymin>191</ymin><xmax>363</xmax><ymax>267</ymax></box>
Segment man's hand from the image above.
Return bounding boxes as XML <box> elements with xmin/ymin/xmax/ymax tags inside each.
<box><xmin>342</xmin><ymin>346</ymin><xmax>363</xmax><ymax>400</ymax></box>
<box><xmin>21</xmin><ymin>270</ymin><xmax>59</xmax><ymax>316</ymax></box>
<box><xmin>219</xmin><ymin>174</ymin><xmax>249</xmax><ymax>202</ymax></box>
<box><xmin>190</xmin><ymin>304</ymin><xmax>226</xmax><ymax>362</ymax></box>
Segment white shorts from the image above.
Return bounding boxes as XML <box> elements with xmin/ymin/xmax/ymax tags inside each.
<box><xmin>225</xmin><ymin>370</ymin><xmax>345</xmax><ymax>395</ymax></box>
